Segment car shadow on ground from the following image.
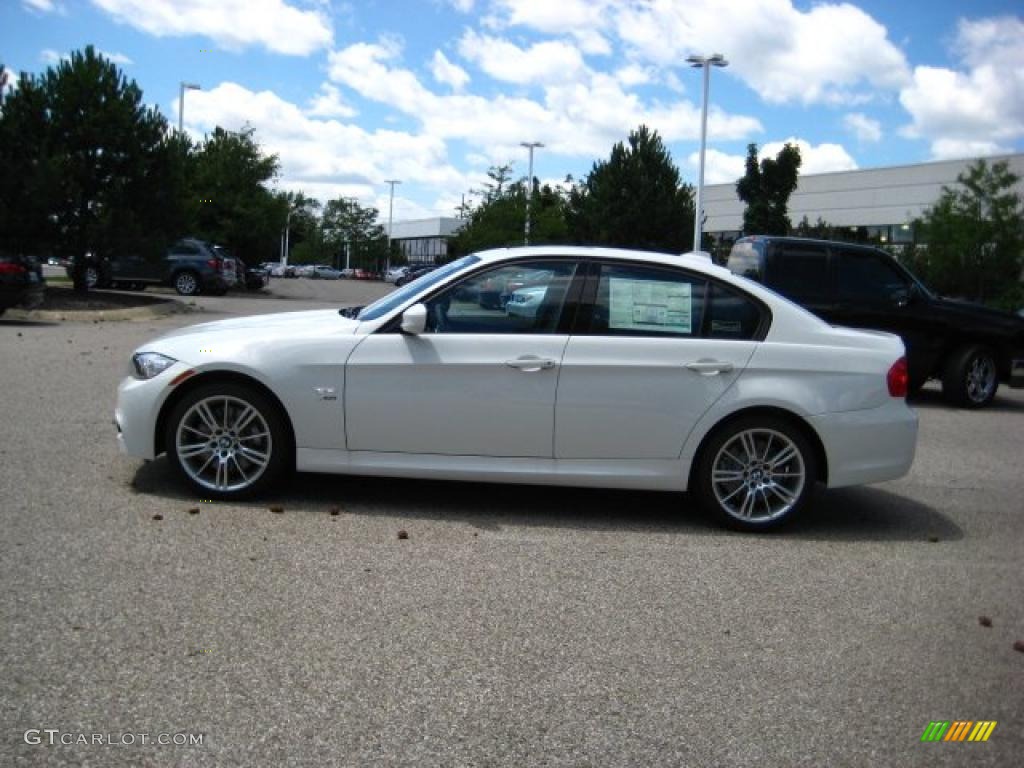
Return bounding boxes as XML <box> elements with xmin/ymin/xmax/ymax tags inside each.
<box><xmin>0</xmin><ymin>319</ymin><xmax>60</xmax><ymax>327</ymax></box>
<box><xmin>129</xmin><ymin>460</ymin><xmax>959</xmax><ymax>542</ymax></box>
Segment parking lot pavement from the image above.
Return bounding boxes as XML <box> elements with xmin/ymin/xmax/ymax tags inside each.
<box><xmin>1</xmin><ymin>300</ymin><xmax>1022</xmax><ymax>767</ymax></box>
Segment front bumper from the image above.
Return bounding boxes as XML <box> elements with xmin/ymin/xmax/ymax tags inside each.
<box><xmin>810</xmin><ymin>399</ymin><xmax>918</xmax><ymax>489</ymax></box>
<box><xmin>115</xmin><ymin>362</ymin><xmax>191</xmax><ymax>459</ymax></box>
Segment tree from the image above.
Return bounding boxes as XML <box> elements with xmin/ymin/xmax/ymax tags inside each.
<box><xmin>736</xmin><ymin>143</ymin><xmax>802</xmax><ymax>235</ymax></box>
<box><xmin>916</xmin><ymin>159</ymin><xmax>1023</xmax><ymax>305</ymax></box>
<box><xmin>320</xmin><ymin>197</ymin><xmax>388</xmax><ymax>271</ymax></box>
<box><xmin>190</xmin><ymin>126</ymin><xmax>282</xmax><ymax>265</ymax></box>
<box><xmin>0</xmin><ymin>47</ymin><xmax>182</xmax><ymax>290</ymax></box>
<box><xmin>566</xmin><ymin>125</ymin><xmax>694</xmax><ymax>252</ymax></box>
<box><xmin>451</xmin><ymin>166</ymin><xmax>570</xmax><ymax>255</ymax></box>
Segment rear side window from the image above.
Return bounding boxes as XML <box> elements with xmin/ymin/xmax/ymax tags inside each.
<box><xmin>767</xmin><ymin>243</ymin><xmax>830</xmax><ymax>300</ymax></box>
<box><xmin>706</xmin><ymin>284</ymin><xmax>764</xmax><ymax>340</ymax></box>
<box><xmin>836</xmin><ymin>248</ymin><xmax>908</xmax><ymax>301</ymax></box>
<box><xmin>727</xmin><ymin>240</ymin><xmax>764</xmax><ymax>280</ymax></box>
<box><xmin>170</xmin><ymin>243</ymin><xmax>200</xmax><ymax>256</ymax></box>
<box><xmin>590</xmin><ymin>264</ymin><xmax>706</xmax><ymax>338</ymax></box>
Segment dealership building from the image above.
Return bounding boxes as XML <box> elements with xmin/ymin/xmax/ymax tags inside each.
<box><xmin>385</xmin><ymin>153</ymin><xmax>1024</xmax><ymax>261</ymax></box>
<box><xmin>702</xmin><ymin>152</ymin><xmax>1024</xmax><ymax>249</ymax></box>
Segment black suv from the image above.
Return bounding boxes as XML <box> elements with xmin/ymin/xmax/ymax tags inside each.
<box><xmin>727</xmin><ymin>236</ymin><xmax>1024</xmax><ymax>408</ymax></box>
<box><xmin>68</xmin><ymin>239</ymin><xmax>237</xmax><ymax>296</ymax></box>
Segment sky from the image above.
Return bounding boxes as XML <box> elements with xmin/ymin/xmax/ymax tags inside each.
<box><xmin>3</xmin><ymin>0</ymin><xmax>1023</xmax><ymax>224</ymax></box>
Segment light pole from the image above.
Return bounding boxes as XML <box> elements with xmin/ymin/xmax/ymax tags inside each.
<box><xmin>281</xmin><ymin>208</ymin><xmax>292</xmax><ymax>266</ymax></box>
<box><xmin>384</xmin><ymin>180</ymin><xmax>401</xmax><ymax>271</ymax></box>
<box><xmin>520</xmin><ymin>141</ymin><xmax>543</xmax><ymax>245</ymax></box>
<box><xmin>686</xmin><ymin>53</ymin><xmax>727</xmax><ymax>253</ymax></box>
<box><xmin>178</xmin><ymin>81</ymin><xmax>200</xmax><ymax>134</ymax></box>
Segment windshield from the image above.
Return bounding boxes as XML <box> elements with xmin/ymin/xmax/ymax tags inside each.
<box><xmin>356</xmin><ymin>255</ymin><xmax>480</xmax><ymax>321</ymax></box>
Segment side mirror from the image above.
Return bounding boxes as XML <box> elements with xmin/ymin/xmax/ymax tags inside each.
<box><xmin>893</xmin><ymin>284</ymin><xmax>917</xmax><ymax>308</ymax></box>
<box><xmin>400</xmin><ymin>303</ymin><xmax>428</xmax><ymax>335</ymax></box>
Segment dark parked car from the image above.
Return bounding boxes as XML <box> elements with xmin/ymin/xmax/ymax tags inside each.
<box><xmin>68</xmin><ymin>239</ymin><xmax>237</xmax><ymax>296</ymax></box>
<box><xmin>727</xmin><ymin>236</ymin><xmax>1024</xmax><ymax>407</ymax></box>
<box><xmin>394</xmin><ymin>264</ymin><xmax>437</xmax><ymax>286</ymax></box>
<box><xmin>0</xmin><ymin>253</ymin><xmax>45</xmax><ymax>315</ymax></box>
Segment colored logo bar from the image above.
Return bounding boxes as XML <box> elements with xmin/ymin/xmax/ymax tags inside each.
<box><xmin>921</xmin><ymin>721</ymin><xmax>997</xmax><ymax>742</ymax></box>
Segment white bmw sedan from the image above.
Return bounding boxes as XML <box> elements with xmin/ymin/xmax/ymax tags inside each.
<box><xmin>116</xmin><ymin>246</ymin><xmax>917</xmax><ymax>531</ymax></box>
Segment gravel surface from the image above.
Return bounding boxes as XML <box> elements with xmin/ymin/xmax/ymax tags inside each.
<box><xmin>1</xmin><ymin>286</ymin><xmax>1022</xmax><ymax>767</ymax></box>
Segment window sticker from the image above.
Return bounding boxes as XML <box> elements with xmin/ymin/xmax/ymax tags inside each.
<box><xmin>608</xmin><ymin>278</ymin><xmax>692</xmax><ymax>333</ymax></box>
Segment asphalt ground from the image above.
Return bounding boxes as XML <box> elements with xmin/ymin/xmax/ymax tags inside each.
<box><xmin>1</xmin><ymin>279</ymin><xmax>1022</xmax><ymax>767</ymax></box>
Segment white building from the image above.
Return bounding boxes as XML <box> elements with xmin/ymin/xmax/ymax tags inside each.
<box><xmin>703</xmin><ymin>152</ymin><xmax>1024</xmax><ymax>246</ymax></box>
<box><xmin>385</xmin><ymin>217</ymin><xmax>464</xmax><ymax>264</ymax></box>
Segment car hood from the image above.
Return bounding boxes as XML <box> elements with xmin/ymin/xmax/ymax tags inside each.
<box><xmin>153</xmin><ymin>309</ymin><xmax>361</xmax><ymax>342</ymax></box>
<box><xmin>929</xmin><ymin>295</ymin><xmax>1024</xmax><ymax>333</ymax></box>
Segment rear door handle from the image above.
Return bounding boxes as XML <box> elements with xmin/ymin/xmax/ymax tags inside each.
<box><xmin>685</xmin><ymin>359</ymin><xmax>734</xmax><ymax>375</ymax></box>
<box><xmin>505</xmin><ymin>356</ymin><xmax>558</xmax><ymax>372</ymax></box>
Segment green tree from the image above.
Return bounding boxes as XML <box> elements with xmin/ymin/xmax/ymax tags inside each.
<box><xmin>736</xmin><ymin>142</ymin><xmax>802</xmax><ymax>235</ymax></box>
<box><xmin>320</xmin><ymin>197</ymin><xmax>388</xmax><ymax>271</ymax></box>
<box><xmin>451</xmin><ymin>166</ymin><xmax>570</xmax><ymax>255</ymax></box>
<box><xmin>916</xmin><ymin>159</ymin><xmax>1023</xmax><ymax>304</ymax></box>
<box><xmin>566</xmin><ymin>125</ymin><xmax>694</xmax><ymax>252</ymax></box>
<box><xmin>0</xmin><ymin>47</ymin><xmax>183</xmax><ymax>290</ymax></box>
<box><xmin>190</xmin><ymin>126</ymin><xmax>282</xmax><ymax>265</ymax></box>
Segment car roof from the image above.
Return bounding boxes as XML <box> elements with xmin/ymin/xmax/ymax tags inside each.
<box><xmin>472</xmin><ymin>245</ymin><xmax>734</xmax><ymax>279</ymax></box>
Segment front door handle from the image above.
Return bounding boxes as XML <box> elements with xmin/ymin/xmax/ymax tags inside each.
<box><xmin>685</xmin><ymin>359</ymin><xmax>734</xmax><ymax>375</ymax></box>
<box><xmin>505</xmin><ymin>356</ymin><xmax>558</xmax><ymax>372</ymax></box>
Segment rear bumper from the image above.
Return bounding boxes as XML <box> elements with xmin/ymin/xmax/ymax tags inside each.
<box><xmin>810</xmin><ymin>399</ymin><xmax>918</xmax><ymax>488</ymax></box>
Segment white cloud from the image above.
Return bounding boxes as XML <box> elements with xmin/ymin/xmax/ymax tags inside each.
<box><xmin>614</xmin><ymin>1</ymin><xmax>909</xmax><ymax>105</ymax></box>
<box><xmin>761</xmin><ymin>138</ymin><xmax>858</xmax><ymax>175</ymax></box>
<box><xmin>695</xmin><ymin>139</ymin><xmax>857</xmax><ymax>184</ymax></box>
<box><xmin>430</xmin><ymin>50</ymin><xmax>470</xmax><ymax>91</ymax></box>
<box><xmin>89</xmin><ymin>0</ymin><xmax>332</xmax><ymax>55</ymax></box>
<box><xmin>447</xmin><ymin>0</ymin><xmax>474</xmax><ymax>12</ymax></box>
<box><xmin>181</xmin><ymin>82</ymin><xmax>473</xmax><ymax>206</ymax></box>
<box><xmin>98</xmin><ymin>50</ymin><xmax>133</xmax><ymax>66</ymax></box>
<box><xmin>487</xmin><ymin>0</ymin><xmax>612</xmax><ymax>54</ymax></box>
<box><xmin>690</xmin><ymin>149</ymin><xmax>746</xmax><ymax>185</ymax></box>
<box><xmin>327</xmin><ymin>38</ymin><xmax>761</xmax><ymax>163</ymax></box>
<box><xmin>899</xmin><ymin>16</ymin><xmax>1024</xmax><ymax>159</ymax></box>
<box><xmin>305</xmin><ymin>83</ymin><xmax>356</xmax><ymax>119</ymax></box>
<box><xmin>40</xmin><ymin>49</ymin><xmax>64</xmax><ymax>65</ymax></box>
<box><xmin>23</xmin><ymin>0</ymin><xmax>63</xmax><ymax>13</ymax></box>
<box><xmin>457</xmin><ymin>31</ymin><xmax>586</xmax><ymax>85</ymax></box>
<box><xmin>843</xmin><ymin>112</ymin><xmax>882</xmax><ymax>143</ymax></box>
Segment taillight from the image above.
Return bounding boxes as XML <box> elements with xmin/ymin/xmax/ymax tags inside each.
<box><xmin>207</xmin><ymin>258</ymin><xmax>221</xmax><ymax>270</ymax></box>
<box><xmin>0</xmin><ymin>262</ymin><xmax>28</xmax><ymax>275</ymax></box>
<box><xmin>887</xmin><ymin>357</ymin><xmax>909</xmax><ymax>398</ymax></box>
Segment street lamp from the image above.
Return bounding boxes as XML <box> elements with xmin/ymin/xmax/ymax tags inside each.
<box><xmin>384</xmin><ymin>179</ymin><xmax>401</xmax><ymax>272</ymax></box>
<box><xmin>686</xmin><ymin>53</ymin><xmax>727</xmax><ymax>253</ymax></box>
<box><xmin>178</xmin><ymin>81</ymin><xmax>200</xmax><ymax>134</ymax></box>
<box><xmin>520</xmin><ymin>142</ymin><xmax>543</xmax><ymax>245</ymax></box>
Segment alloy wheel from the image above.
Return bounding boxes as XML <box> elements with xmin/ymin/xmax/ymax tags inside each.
<box><xmin>710</xmin><ymin>428</ymin><xmax>806</xmax><ymax>524</ymax></box>
<box><xmin>174</xmin><ymin>395</ymin><xmax>273</xmax><ymax>492</ymax></box>
<box><xmin>965</xmin><ymin>354</ymin><xmax>996</xmax><ymax>404</ymax></box>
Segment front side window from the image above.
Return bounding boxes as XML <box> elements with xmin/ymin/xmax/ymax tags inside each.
<box><xmin>357</xmin><ymin>255</ymin><xmax>479</xmax><ymax>321</ymax></box>
<box><xmin>837</xmin><ymin>249</ymin><xmax>908</xmax><ymax>301</ymax></box>
<box><xmin>424</xmin><ymin>261</ymin><xmax>577</xmax><ymax>334</ymax></box>
<box><xmin>589</xmin><ymin>264</ymin><xmax>706</xmax><ymax>337</ymax></box>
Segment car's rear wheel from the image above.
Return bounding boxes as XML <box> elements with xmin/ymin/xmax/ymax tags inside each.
<box><xmin>165</xmin><ymin>383</ymin><xmax>290</xmax><ymax>499</ymax></box>
<box><xmin>942</xmin><ymin>345</ymin><xmax>998</xmax><ymax>408</ymax></box>
<box><xmin>174</xmin><ymin>271</ymin><xmax>200</xmax><ymax>296</ymax></box>
<box><xmin>694</xmin><ymin>415</ymin><xmax>817</xmax><ymax>532</ymax></box>
<box><xmin>84</xmin><ymin>266</ymin><xmax>100</xmax><ymax>290</ymax></box>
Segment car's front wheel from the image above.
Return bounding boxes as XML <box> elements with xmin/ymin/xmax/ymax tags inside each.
<box><xmin>165</xmin><ymin>383</ymin><xmax>291</xmax><ymax>499</ymax></box>
<box><xmin>694</xmin><ymin>415</ymin><xmax>817</xmax><ymax>532</ymax></box>
<box><xmin>942</xmin><ymin>345</ymin><xmax>998</xmax><ymax>408</ymax></box>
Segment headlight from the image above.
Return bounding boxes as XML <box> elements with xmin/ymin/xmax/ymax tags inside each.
<box><xmin>132</xmin><ymin>352</ymin><xmax>177</xmax><ymax>379</ymax></box>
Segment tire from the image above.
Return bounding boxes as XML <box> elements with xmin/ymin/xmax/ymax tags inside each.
<box><xmin>85</xmin><ymin>266</ymin><xmax>100</xmax><ymax>290</ymax></box>
<box><xmin>174</xmin><ymin>271</ymin><xmax>200</xmax><ymax>296</ymax></box>
<box><xmin>942</xmin><ymin>345</ymin><xmax>998</xmax><ymax>408</ymax></box>
<box><xmin>165</xmin><ymin>382</ymin><xmax>291</xmax><ymax>499</ymax></box>
<box><xmin>694</xmin><ymin>415</ymin><xmax>818</xmax><ymax>532</ymax></box>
